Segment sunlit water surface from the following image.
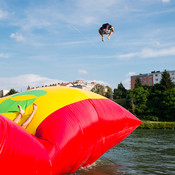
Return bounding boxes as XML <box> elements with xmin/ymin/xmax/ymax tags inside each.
<box><xmin>72</xmin><ymin>129</ymin><xmax>175</xmax><ymax>175</ymax></box>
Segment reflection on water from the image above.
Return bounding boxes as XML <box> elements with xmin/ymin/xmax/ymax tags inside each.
<box><xmin>73</xmin><ymin>129</ymin><xmax>175</xmax><ymax>175</ymax></box>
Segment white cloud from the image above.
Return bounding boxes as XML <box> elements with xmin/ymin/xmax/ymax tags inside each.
<box><xmin>78</xmin><ymin>69</ymin><xmax>88</xmax><ymax>74</ymax></box>
<box><xmin>0</xmin><ymin>74</ymin><xmax>111</xmax><ymax>92</ymax></box>
<box><xmin>7</xmin><ymin>0</ymin><xmax>173</xmax><ymax>34</ymax></box>
<box><xmin>0</xmin><ymin>53</ymin><xmax>9</xmax><ymax>58</ymax></box>
<box><xmin>118</xmin><ymin>47</ymin><xmax>175</xmax><ymax>59</ymax></box>
<box><xmin>122</xmin><ymin>78</ymin><xmax>130</xmax><ymax>90</ymax></box>
<box><xmin>86</xmin><ymin>79</ymin><xmax>110</xmax><ymax>86</ymax></box>
<box><xmin>0</xmin><ymin>74</ymin><xmax>64</xmax><ymax>91</ymax></box>
<box><xmin>10</xmin><ymin>0</ymin><xmax>119</xmax><ymax>32</ymax></box>
<box><xmin>11</xmin><ymin>5</ymin><xmax>66</xmax><ymax>31</ymax></box>
<box><xmin>67</xmin><ymin>0</ymin><xmax>117</xmax><ymax>25</ymax></box>
<box><xmin>122</xmin><ymin>72</ymin><xmax>136</xmax><ymax>89</ymax></box>
<box><xmin>56</xmin><ymin>40</ymin><xmax>90</xmax><ymax>46</ymax></box>
<box><xmin>118</xmin><ymin>52</ymin><xmax>138</xmax><ymax>59</ymax></box>
<box><xmin>162</xmin><ymin>0</ymin><xmax>170</xmax><ymax>3</ymax></box>
<box><xmin>10</xmin><ymin>33</ymin><xmax>26</xmax><ymax>42</ymax></box>
<box><xmin>127</xmin><ymin>72</ymin><xmax>136</xmax><ymax>77</ymax></box>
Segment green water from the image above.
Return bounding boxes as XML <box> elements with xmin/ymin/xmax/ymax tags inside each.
<box><xmin>75</xmin><ymin>129</ymin><xmax>175</xmax><ymax>175</ymax></box>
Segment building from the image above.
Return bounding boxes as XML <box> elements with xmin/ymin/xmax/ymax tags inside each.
<box><xmin>131</xmin><ymin>73</ymin><xmax>153</xmax><ymax>89</ymax></box>
<box><xmin>0</xmin><ymin>90</ymin><xmax>9</xmax><ymax>98</ymax></box>
<box><xmin>71</xmin><ymin>80</ymin><xmax>96</xmax><ymax>91</ymax></box>
<box><xmin>131</xmin><ymin>70</ymin><xmax>175</xmax><ymax>89</ymax></box>
<box><xmin>0</xmin><ymin>80</ymin><xmax>98</xmax><ymax>98</ymax></box>
<box><xmin>28</xmin><ymin>80</ymin><xmax>97</xmax><ymax>91</ymax></box>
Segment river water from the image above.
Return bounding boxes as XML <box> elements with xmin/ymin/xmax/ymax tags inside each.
<box><xmin>74</xmin><ymin>129</ymin><xmax>175</xmax><ymax>175</ymax></box>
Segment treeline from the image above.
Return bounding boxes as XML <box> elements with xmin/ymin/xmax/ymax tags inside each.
<box><xmin>2</xmin><ymin>70</ymin><xmax>175</xmax><ymax>121</ymax></box>
<box><xmin>91</xmin><ymin>70</ymin><xmax>175</xmax><ymax>122</ymax></box>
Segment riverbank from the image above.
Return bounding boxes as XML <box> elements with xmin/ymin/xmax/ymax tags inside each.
<box><xmin>138</xmin><ymin>121</ymin><xmax>175</xmax><ymax>129</ymax></box>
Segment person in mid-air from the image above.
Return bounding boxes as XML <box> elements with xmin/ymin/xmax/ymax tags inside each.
<box><xmin>98</xmin><ymin>23</ymin><xmax>114</xmax><ymax>42</ymax></box>
<box><xmin>13</xmin><ymin>103</ymin><xmax>37</xmax><ymax>129</ymax></box>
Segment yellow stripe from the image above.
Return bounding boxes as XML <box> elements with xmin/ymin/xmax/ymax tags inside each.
<box><xmin>0</xmin><ymin>87</ymin><xmax>105</xmax><ymax>134</ymax></box>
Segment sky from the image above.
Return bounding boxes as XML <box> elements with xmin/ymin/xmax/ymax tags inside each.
<box><xmin>0</xmin><ymin>0</ymin><xmax>175</xmax><ymax>91</ymax></box>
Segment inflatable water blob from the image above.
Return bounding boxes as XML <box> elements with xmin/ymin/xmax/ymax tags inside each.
<box><xmin>0</xmin><ymin>87</ymin><xmax>142</xmax><ymax>175</ymax></box>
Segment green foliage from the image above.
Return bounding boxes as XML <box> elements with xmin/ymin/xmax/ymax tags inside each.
<box><xmin>91</xmin><ymin>84</ymin><xmax>105</xmax><ymax>96</ymax></box>
<box><xmin>135</xmin><ymin>77</ymin><xmax>142</xmax><ymax>88</ymax></box>
<box><xmin>127</xmin><ymin>87</ymin><xmax>149</xmax><ymax>115</ymax></box>
<box><xmin>7</xmin><ymin>89</ymin><xmax>18</xmax><ymax>96</ymax></box>
<box><xmin>104</xmin><ymin>86</ymin><xmax>113</xmax><ymax>99</ymax></box>
<box><xmin>140</xmin><ymin>115</ymin><xmax>159</xmax><ymax>121</ymax></box>
<box><xmin>113</xmin><ymin>83</ymin><xmax>127</xmax><ymax>108</ymax></box>
<box><xmin>159</xmin><ymin>88</ymin><xmax>175</xmax><ymax>121</ymax></box>
<box><xmin>160</xmin><ymin>70</ymin><xmax>174</xmax><ymax>90</ymax></box>
<box><xmin>114</xmin><ymin>98</ymin><xmax>127</xmax><ymax>108</ymax></box>
<box><xmin>139</xmin><ymin>121</ymin><xmax>175</xmax><ymax>129</ymax></box>
<box><xmin>146</xmin><ymin>86</ymin><xmax>175</xmax><ymax>121</ymax></box>
<box><xmin>113</xmin><ymin>83</ymin><xmax>127</xmax><ymax>99</ymax></box>
<box><xmin>146</xmin><ymin>84</ymin><xmax>163</xmax><ymax>117</ymax></box>
<box><xmin>121</xmin><ymin>77</ymin><xmax>175</xmax><ymax>121</ymax></box>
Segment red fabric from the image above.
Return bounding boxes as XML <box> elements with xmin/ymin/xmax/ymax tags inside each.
<box><xmin>36</xmin><ymin>99</ymin><xmax>141</xmax><ymax>174</ymax></box>
<box><xmin>0</xmin><ymin>99</ymin><xmax>142</xmax><ymax>175</ymax></box>
<box><xmin>0</xmin><ymin>115</ymin><xmax>51</xmax><ymax>175</ymax></box>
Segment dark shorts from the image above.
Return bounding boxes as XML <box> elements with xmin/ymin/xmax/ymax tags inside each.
<box><xmin>100</xmin><ymin>28</ymin><xmax>111</xmax><ymax>35</ymax></box>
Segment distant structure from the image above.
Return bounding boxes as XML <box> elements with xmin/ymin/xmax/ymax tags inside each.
<box><xmin>131</xmin><ymin>70</ymin><xmax>175</xmax><ymax>89</ymax></box>
<box><xmin>57</xmin><ymin>80</ymin><xmax>96</xmax><ymax>91</ymax></box>
<box><xmin>28</xmin><ymin>80</ymin><xmax>97</xmax><ymax>92</ymax></box>
<box><xmin>71</xmin><ymin>80</ymin><xmax>97</xmax><ymax>91</ymax></box>
<box><xmin>0</xmin><ymin>90</ymin><xmax>9</xmax><ymax>98</ymax></box>
<box><xmin>0</xmin><ymin>80</ymin><xmax>98</xmax><ymax>98</ymax></box>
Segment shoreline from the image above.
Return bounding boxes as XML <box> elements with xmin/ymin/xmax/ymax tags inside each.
<box><xmin>138</xmin><ymin>121</ymin><xmax>175</xmax><ymax>129</ymax></box>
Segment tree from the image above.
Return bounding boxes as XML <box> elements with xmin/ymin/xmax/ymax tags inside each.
<box><xmin>127</xmin><ymin>87</ymin><xmax>149</xmax><ymax>115</ymax></box>
<box><xmin>158</xmin><ymin>88</ymin><xmax>175</xmax><ymax>121</ymax></box>
<box><xmin>7</xmin><ymin>89</ymin><xmax>18</xmax><ymax>96</ymax></box>
<box><xmin>135</xmin><ymin>77</ymin><xmax>142</xmax><ymax>88</ymax></box>
<box><xmin>113</xmin><ymin>83</ymin><xmax>127</xmax><ymax>99</ymax></box>
<box><xmin>104</xmin><ymin>86</ymin><xmax>113</xmax><ymax>99</ymax></box>
<box><xmin>160</xmin><ymin>70</ymin><xmax>174</xmax><ymax>91</ymax></box>
<box><xmin>91</xmin><ymin>84</ymin><xmax>105</xmax><ymax>96</ymax></box>
<box><xmin>146</xmin><ymin>83</ymin><xmax>162</xmax><ymax>116</ymax></box>
<box><xmin>124</xmin><ymin>80</ymin><xmax>175</xmax><ymax>121</ymax></box>
<box><xmin>27</xmin><ymin>85</ymin><xmax>31</xmax><ymax>90</ymax></box>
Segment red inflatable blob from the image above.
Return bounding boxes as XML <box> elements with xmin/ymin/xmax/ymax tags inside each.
<box><xmin>0</xmin><ymin>87</ymin><xmax>142</xmax><ymax>175</ymax></box>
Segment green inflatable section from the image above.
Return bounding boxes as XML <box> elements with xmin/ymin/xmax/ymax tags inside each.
<box><xmin>0</xmin><ymin>90</ymin><xmax>47</xmax><ymax>113</ymax></box>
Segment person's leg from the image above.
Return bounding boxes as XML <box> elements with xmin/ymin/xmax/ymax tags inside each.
<box><xmin>13</xmin><ymin>105</ymin><xmax>25</xmax><ymax>124</ymax></box>
<box><xmin>107</xmin><ymin>27</ymin><xmax>114</xmax><ymax>40</ymax></box>
<box><xmin>107</xmin><ymin>31</ymin><xmax>113</xmax><ymax>40</ymax></box>
<box><xmin>98</xmin><ymin>28</ymin><xmax>104</xmax><ymax>42</ymax></box>
<box><xmin>102</xmin><ymin>36</ymin><xmax>104</xmax><ymax>42</ymax></box>
<box><xmin>21</xmin><ymin>103</ymin><xmax>37</xmax><ymax>129</ymax></box>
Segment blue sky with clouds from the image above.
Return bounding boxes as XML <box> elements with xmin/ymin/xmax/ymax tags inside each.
<box><xmin>0</xmin><ymin>0</ymin><xmax>175</xmax><ymax>91</ymax></box>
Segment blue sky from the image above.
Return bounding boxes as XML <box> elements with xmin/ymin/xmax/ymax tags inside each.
<box><xmin>0</xmin><ymin>0</ymin><xmax>175</xmax><ymax>91</ymax></box>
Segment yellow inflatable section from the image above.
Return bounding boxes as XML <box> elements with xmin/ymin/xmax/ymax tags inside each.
<box><xmin>0</xmin><ymin>86</ymin><xmax>105</xmax><ymax>134</ymax></box>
